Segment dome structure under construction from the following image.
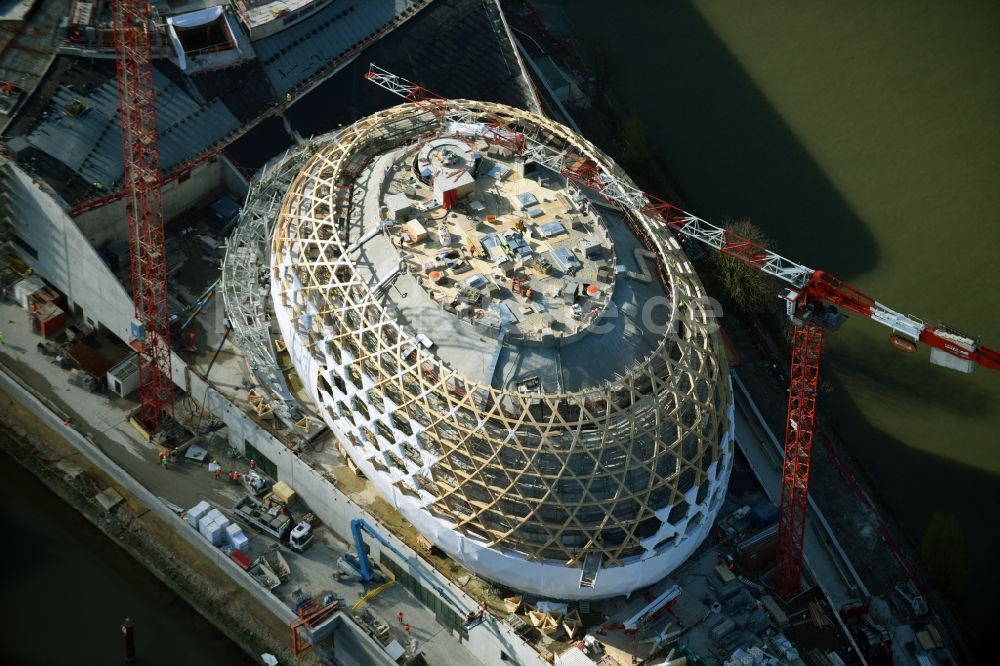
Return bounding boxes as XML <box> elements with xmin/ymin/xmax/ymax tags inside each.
<box><xmin>266</xmin><ymin>99</ymin><xmax>734</xmax><ymax>598</ymax></box>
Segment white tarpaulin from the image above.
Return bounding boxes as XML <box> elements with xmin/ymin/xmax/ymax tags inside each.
<box><xmin>535</xmin><ymin>600</ymin><xmax>569</xmax><ymax>615</ymax></box>
<box><xmin>170</xmin><ymin>5</ymin><xmax>223</xmax><ymax>28</ymax></box>
<box><xmin>167</xmin><ymin>6</ymin><xmax>227</xmax><ymax>71</ymax></box>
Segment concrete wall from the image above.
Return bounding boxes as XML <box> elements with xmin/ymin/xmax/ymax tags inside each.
<box><xmin>220</xmin><ymin>155</ymin><xmax>250</xmax><ymax>203</ymax></box>
<box><xmin>73</xmin><ymin>157</ymin><xmax>247</xmax><ymax>248</ymax></box>
<box><xmin>3</xmin><ymin>157</ymin><xmax>249</xmax><ymax>345</ymax></box>
<box><xmin>189</xmin><ymin>370</ymin><xmax>547</xmax><ymax>666</ymax></box>
<box><xmin>4</xmin><ymin>160</ymin><xmax>216</xmax><ymax>396</ymax></box>
<box><xmin>3</xmin><ymin>160</ymin><xmax>136</xmax><ymax>341</ymax></box>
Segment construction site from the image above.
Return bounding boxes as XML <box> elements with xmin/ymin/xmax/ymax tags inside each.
<box><xmin>0</xmin><ymin>1</ymin><xmax>994</xmax><ymax>665</ymax></box>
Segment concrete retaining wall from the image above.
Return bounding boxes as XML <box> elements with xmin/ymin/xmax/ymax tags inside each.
<box><xmin>73</xmin><ymin>158</ymin><xmax>233</xmax><ymax>248</ymax></box>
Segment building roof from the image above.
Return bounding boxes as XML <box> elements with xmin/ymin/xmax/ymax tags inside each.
<box><xmin>25</xmin><ymin>67</ymin><xmax>241</xmax><ymax>188</ymax></box>
<box><xmin>0</xmin><ymin>0</ymin><xmax>66</xmax><ymax>123</ymax></box>
<box><xmin>253</xmin><ymin>0</ymin><xmax>422</xmax><ymax>95</ymax></box>
<box><xmin>266</xmin><ymin>102</ymin><xmax>732</xmax><ymax>588</ymax></box>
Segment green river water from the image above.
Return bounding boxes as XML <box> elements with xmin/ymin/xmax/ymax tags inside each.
<box><xmin>559</xmin><ymin>0</ymin><xmax>1000</xmax><ymax>648</ymax></box>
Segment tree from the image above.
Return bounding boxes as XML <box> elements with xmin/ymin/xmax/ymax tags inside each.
<box><xmin>711</xmin><ymin>218</ymin><xmax>779</xmax><ymax>313</ymax></box>
<box><xmin>920</xmin><ymin>510</ymin><xmax>967</xmax><ymax>596</ymax></box>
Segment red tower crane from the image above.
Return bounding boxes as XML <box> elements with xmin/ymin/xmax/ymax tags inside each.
<box><xmin>362</xmin><ymin>65</ymin><xmax>1000</xmax><ymax>598</ymax></box>
<box><xmin>112</xmin><ymin>1</ymin><xmax>172</xmax><ymax>432</ymax></box>
<box><xmin>632</xmin><ymin>202</ymin><xmax>1000</xmax><ymax>598</ymax></box>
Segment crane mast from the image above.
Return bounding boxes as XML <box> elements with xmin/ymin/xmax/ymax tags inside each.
<box><xmin>112</xmin><ymin>0</ymin><xmax>172</xmax><ymax>432</ymax></box>
<box><xmin>363</xmin><ymin>65</ymin><xmax>999</xmax><ymax>598</ymax></box>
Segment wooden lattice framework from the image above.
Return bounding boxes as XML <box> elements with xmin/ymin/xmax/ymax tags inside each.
<box><xmin>271</xmin><ymin>101</ymin><xmax>733</xmax><ymax>570</ymax></box>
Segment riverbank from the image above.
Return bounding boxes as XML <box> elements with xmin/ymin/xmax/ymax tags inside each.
<box><xmin>0</xmin><ymin>388</ymin><xmax>294</xmax><ymax>665</ymax></box>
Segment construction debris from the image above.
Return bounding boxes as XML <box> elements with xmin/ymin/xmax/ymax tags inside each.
<box><xmin>503</xmin><ymin>595</ymin><xmax>522</xmax><ymax>614</ymax></box>
<box><xmin>562</xmin><ymin>609</ymin><xmax>582</xmax><ymax>640</ymax></box>
<box><xmin>94</xmin><ymin>487</ymin><xmax>124</xmax><ymax>511</ymax></box>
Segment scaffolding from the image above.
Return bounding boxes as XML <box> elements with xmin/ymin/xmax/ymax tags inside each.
<box><xmin>221</xmin><ymin>144</ymin><xmax>314</xmax><ymax>421</ymax></box>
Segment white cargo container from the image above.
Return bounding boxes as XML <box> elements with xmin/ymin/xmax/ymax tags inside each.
<box><xmin>187</xmin><ymin>500</ymin><xmax>211</xmax><ymax>528</ymax></box>
<box><xmin>230</xmin><ymin>531</ymin><xmax>249</xmax><ymax>553</ymax></box>
<box><xmin>199</xmin><ymin>520</ymin><xmax>225</xmax><ymax>546</ymax></box>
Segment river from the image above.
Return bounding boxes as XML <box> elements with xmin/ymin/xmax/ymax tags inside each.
<box><xmin>0</xmin><ymin>446</ymin><xmax>255</xmax><ymax>666</ymax></box>
<box><xmin>556</xmin><ymin>0</ymin><xmax>1000</xmax><ymax>648</ymax></box>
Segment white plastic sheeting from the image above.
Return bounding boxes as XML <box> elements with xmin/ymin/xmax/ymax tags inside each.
<box><xmin>198</xmin><ymin>513</ymin><xmax>224</xmax><ymax>546</ymax></box>
<box><xmin>12</xmin><ymin>275</ymin><xmax>45</xmax><ymax>309</ymax></box>
<box><xmin>225</xmin><ymin>523</ymin><xmax>249</xmax><ymax>552</ymax></box>
<box><xmin>535</xmin><ymin>601</ymin><xmax>569</xmax><ymax>615</ymax></box>
<box><xmin>167</xmin><ymin>6</ymin><xmax>228</xmax><ymax>71</ymax></box>
<box><xmin>170</xmin><ymin>5</ymin><xmax>224</xmax><ymax>28</ymax></box>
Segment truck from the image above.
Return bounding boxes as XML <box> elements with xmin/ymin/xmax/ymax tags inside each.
<box><xmin>232</xmin><ymin>495</ymin><xmax>314</xmax><ymax>552</ymax></box>
<box><xmin>288</xmin><ymin>520</ymin><xmax>315</xmax><ymax>552</ymax></box>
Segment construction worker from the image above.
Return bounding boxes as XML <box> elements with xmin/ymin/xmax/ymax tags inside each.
<box><xmin>249</xmin><ymin>458</ymin><xmax>257</xmax><ymax>471</ymax></box>
<box><xmin>397</xmin><ymin>611</ymin><xmax>404</xmax><ymax>624</ymax></box>
<box><xmin>229</xmin><ymin>469</ymin><xmax>240</xmax><ymax>482</ymax></box>
<box><xmin>161</xmin><ymin>455</ymin><xmax>168</xmax><ymax>469</ymax></box>
<box><xmin>404</xmin><ymin>623</ymin><xmax>411</xmax><ymax>635</ymax></box>
<box><xmin>214</xmin><ymin>467</ymin><xmax>222</xmax><ymax>481</ymax></box>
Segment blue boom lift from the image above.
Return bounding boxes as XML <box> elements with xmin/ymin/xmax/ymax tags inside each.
<box><xmin>342</xmin><ymin>518</ymin><xmax>460</xmax><ymax>614</ymax></box>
